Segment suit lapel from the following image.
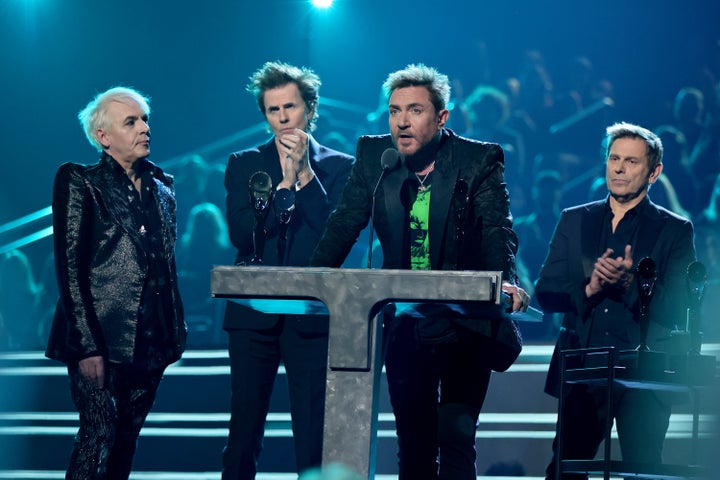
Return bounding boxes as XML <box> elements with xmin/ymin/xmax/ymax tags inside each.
<box><xmin>93</xmin><ymin>159</ymin><xmax>144</xmax><ymax>247</ymax></box>
<box><xmin>382</xmin><ymin>161</ymin><xmax>408</xmax><ymax>249</ymax></box>
<box><xmin>429</xmin><ymin>141</ymin><xmax>459</xmax><ymax>269</ymax></box>
<box><xmin>631</xmin><ymin>201</ymin><xmax>665</xmax><ymax>260</ymax></box>
<box><xmin>580</xmin><ymin>201</ymin><xmax>606</xmax><ymax>277</ymax></box>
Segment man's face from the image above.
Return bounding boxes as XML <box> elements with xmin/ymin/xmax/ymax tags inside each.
<box><xmin>605</xmin><ymin>136</ymin><xmax>662</xmax><ymax>204</ymax></box>
<box><xmin>388</xmin><ymin>85</ymin><xmax>448</xmax><ymax>157</ymax></box>
<box><xmin>263</xmin><ymin>83</ymin><xmax>311</xmax><ymax>137</ymax></box>
<box><xmin>97</xmin><ymin>100</ymin><xmax>150</xmax><ymax>165</ymax></box>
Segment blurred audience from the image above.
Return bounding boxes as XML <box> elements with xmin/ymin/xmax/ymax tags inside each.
<box><xmin>176</xmin><ymin>202</ymin><xmax>234</xmax><ymax>346</ymax></box>
<box><xmin>0</xmin><ymin>249</ymin><xmax>44</xmax><ymax>350</ymax></box>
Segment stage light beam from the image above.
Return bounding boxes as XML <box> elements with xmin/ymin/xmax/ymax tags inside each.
<box><xmin>312</xmin><ymin>0</ymin><xmax>333</xmax><ymax>9</ymax></box>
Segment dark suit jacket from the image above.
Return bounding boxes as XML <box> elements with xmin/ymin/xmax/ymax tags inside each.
<box><xmin>223</xmin><ymin>135</ymin><xmax>354</xmax><ymax>331</ymax></box>
<box><xmin>46</xmin><ymin>154</ymin><xmax>186</xmax><ymax>365</ymax></box>
<box><xmin>535</xmin><ymin>197</ymin><xmax>696</xmax><ymax>396</ymax></box>
<box><xmin>310</xmin><ymin>129</ymin><xmax>519</xmax><ymax>335</ymax></box>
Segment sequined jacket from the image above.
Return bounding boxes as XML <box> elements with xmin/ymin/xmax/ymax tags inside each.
<box><xmin>46</xmin><ymin>154</ymin><xmax>187</xmax><ymax>366</ymax></box>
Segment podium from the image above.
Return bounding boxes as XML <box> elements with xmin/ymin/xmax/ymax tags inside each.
<box><xmin>211</xmin><ymin>266</ymin><xmax>503</xmax><ymax>478</ymax></box>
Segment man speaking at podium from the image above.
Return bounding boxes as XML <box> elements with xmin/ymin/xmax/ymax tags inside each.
<box><xmin>310</xmin><ymin>63</ymin><xmax>529</xmax><ymax>480</ymax></box>
<box><xmin>535</xmin><ymin>122</ymin><xmax>697</xmax><ymax>479</ymax></box>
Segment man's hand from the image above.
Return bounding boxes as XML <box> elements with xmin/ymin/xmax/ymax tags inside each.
<box><xmin>78</xmin><ymin>355</ymin><xmax>105</xmax><ymax>389</ymax></box>
<box><xmin>502</xmin><ymin>281</ymin><xmax>530</xmax><ymax>312</ymax></box>
<box><xmin>586</xmin><ymin>245</ymin><xmax>634</xmax><ymax>297</ymax></box>
<box><xmin>277</xmin><ymin>129</ymin><xmax>314</xmax><ymax>190</ymax></box>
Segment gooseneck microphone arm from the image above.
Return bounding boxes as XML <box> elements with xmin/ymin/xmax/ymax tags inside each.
<box><xmin>635</xmin><ymin>256</ymin><xmax>657</xmax><ymax>351</ymax></box>
<box><xmin>367</xmin><ymin>148</ymin><xmax>401</xmax><ymax>269</ymax></box>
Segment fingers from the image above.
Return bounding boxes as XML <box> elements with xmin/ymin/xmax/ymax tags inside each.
<box><xmin>279</xmin><ymin>129</ymin><xmax>309</xmax><ymax>163</ymax></box>
<box><xmin>502</xmin><ymin>282</ymin><xmax>530</xmax><ymax>312</ymax></box>
<box><xmin>78</xmin><ymin>355</ymin><xmax>105</xmax><ymax>389</ymax></box>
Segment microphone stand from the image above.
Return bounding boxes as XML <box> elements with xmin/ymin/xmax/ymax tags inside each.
<box><xmin>636</xmin><ymin>257</ymin><xmax>657</xmax><ymax>352</ymax></box>
<box><xmin>248</xmin><ymin>171</ymin><xmax>272</xmax><ymax>265</ymax></box>
<box><xmin>367</xmin><ymin>148</ymin><xmax>401</xmax><ymax>269</ymax></box>
<box><xmin>274</xmin><ymin>187</ymin><xmax>295</xmax><ymax>266</ymax></box>
<box><xmin>686</xmin><ymin>261</ymin><xmax>707</xmax><ymax>356</ymax></box>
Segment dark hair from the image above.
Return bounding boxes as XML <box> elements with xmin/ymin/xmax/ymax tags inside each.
<box><xmin>604</xmin><ymin>122</ymin><xmax>663</xmax><ymax>170</ymax></box>
<box><xmin>382</xmin><ymin>63</ymin><xmax>451</xmax><ymax>113</ymax></box>
<box><xmin>247</xmin><ymin>61</ymin><xmax>321</xmax><ymax>132</ymax></box>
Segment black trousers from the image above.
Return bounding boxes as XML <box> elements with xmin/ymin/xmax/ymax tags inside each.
<box><xmin>384</xmin><ymin>320</ymin><xmax>492</xmax><ymax>480</ymax></box>
<box><xmin>222</xmin><ymin>320</ymin><xmax>328</xmax><ymax>479</ymax></box>
<box><xmin>66</xmin><ymin>363</ymin><xmax>164</xmax><ymax>480</ymax></box>
<box><xmin>545</xmin><ymin>385</ymin><xmax>671</xmax><ymax>480</ymax></box>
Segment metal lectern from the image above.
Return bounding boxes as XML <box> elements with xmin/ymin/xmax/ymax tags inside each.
<box><xmin>211</xmin><ymin>266</ymin><xmax>503</xmax><ymax>478</ymax></box>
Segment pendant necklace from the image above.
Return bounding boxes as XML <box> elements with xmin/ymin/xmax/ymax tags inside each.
<box><xmin>415</xmin><ymin>161</ymin><xmax>435</xmax><ymax>192</ymax></box>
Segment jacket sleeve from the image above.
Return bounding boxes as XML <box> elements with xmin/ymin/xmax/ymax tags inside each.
<box><xmin>293</xmin><ymin>152</ymin><xmax>354</xmax><ymax>238</ymax></box>
<box><xmin>647</xmin><ymin>218</ymin><xmax>697</xmax><ymax>329</ymax></box>
<box><xmin>464</xmin><ymin>142</ymin><xmax>519</xmax><ymax>282</ymax></box>
<box><xmin>52</xmin><ymin>163</ymin><xmax>104</xmax><ymax>359</ymax></box>
<box><xmin>534</xmin><ymin>209</ymin><xmax>590</xmax><ymax>320</ymax></box>
<box><xmin>310</xmin><ymin>140</ymin><xmax>374</xmax><ymax>267</ymax></box>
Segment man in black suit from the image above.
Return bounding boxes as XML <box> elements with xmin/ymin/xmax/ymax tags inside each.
<box><xmin>310</xmin><ymin>63</ymin><xmax>529</xmax><ymax>480</ymax></box>
<box><xmin>221</xmin><ymin>61</ymin><xmax>354</xmax><ymax>479</ymax></box>
<box><xmin>535</xmin><ymin>122</ymin><xmax>697</xmax><ymax>479</ymax></box>
<box><xmin>47</xmin><ymin>86</ymin><xmax>187</xmax><ymax>479</ymax></box>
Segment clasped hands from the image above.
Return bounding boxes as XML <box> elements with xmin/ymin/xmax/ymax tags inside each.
<box><xmin>586</xmin><ymin>244</ymin><xmax>634</xmax><ymax>297</ymax></box>
<box><xmin>277</xmin><ymin>129</ymin><xmax>314</xmax><ymax>190</ymax></box>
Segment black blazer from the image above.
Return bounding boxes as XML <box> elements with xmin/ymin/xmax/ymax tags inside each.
<box><xmin>535</xmin><ymin>197</ymin><xmax>696</xmax><ymax>396</ymax></box>
<box><xmin>311</xmin><ymin>129</ymin><xmax>519</xmax><ymax>334</ymax></box>
<box><xmin>223</xmin><ymin>136</ymin><xmax>354</xmax><ymax>331</ymax></box>
<box><xmin>46</xmin><ymin>155</ymin><xmax>186</xmax><ymax>365</ymax></box>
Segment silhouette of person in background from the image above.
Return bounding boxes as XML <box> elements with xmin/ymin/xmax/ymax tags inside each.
<box><xmin>0</xmin><ymin>249</ymin><xmax>44</xmax><ymax>350</ymax></box>
<box><xmin>176</xmin><ymin>202</ymin><xmax>233</xmax><ymax>346</ymax></box>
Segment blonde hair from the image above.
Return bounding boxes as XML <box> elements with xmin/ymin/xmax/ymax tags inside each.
<box><xmin>78</xmin><ymin>86</ymin><xmax>150</xmax><ymax>151</ymax></box>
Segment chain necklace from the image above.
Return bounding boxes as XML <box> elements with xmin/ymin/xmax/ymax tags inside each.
<box><xmin>414</xmin><ymin>161</ymin><xmax>435</xmax><ymax>192</ymax></box>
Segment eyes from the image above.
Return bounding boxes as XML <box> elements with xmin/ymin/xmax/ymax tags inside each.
<box><xmin>608</xmin><ymin>155</ymin><xmax>640</xmax><ymax>165</ymax></box>
<box><xmin>267</xmin><ymin>103</ymin><xmax>297</xmax><ymax>114</ymax></box>
<box><xmin>124</xmin><ymin>115</ymin><xmax>149</xmax><ymax>128</ymax></box>
<box><xmin>389</xmin><ymin>106</ymin><xmax>424</xmax><ymax>116</ymax></box>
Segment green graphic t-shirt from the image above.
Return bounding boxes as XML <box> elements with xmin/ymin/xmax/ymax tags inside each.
<box><xmin>409</xmin><ymin>186</ymin><xmax>431</xmax><ymax>270</ymax></box>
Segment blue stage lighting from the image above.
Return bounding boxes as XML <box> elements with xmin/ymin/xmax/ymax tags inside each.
<box><xmin>312</xmin><ymin>0</ymin><xmax>333</xmax><ymax>9</ymax></box>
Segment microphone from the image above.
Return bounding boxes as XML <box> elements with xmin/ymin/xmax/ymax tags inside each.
<box><xmin>686</xmin><ymin>261</ymin><xmax>707</xmax><ymax>354</ymax></box>
<box><xmin>248</xmin><ymin>171</ymin><xmax>273</xmax><ymax>265</ymax></box>
<box><xmin>274</xmin><ymin>188</ymin><xmax>295</xmax><ymax>225</ymax></box>
<box><xmin>367</xmin><ymin>148</ymin><xmax>401</xmax><ymax>268</ymax></box>
<box><xmin>249</xmin><ymin>171</ymin><xmax>273</xmax><ymax>213</ymax></box>
<box><xmin>636</xmin><ymin>256</ymin><xmax>657</xmax><ymax>301</ymax></box>
<box><xmin>635</xmin><ymin>256</ymin><xmax>657</xmax><ymax>351</ymax></box>
<box><xmin>274</xmin><ymin>187</ymin><xmax>296</xmax><ymax>266</ymax></box>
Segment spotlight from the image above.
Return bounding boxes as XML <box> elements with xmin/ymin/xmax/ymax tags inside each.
<box><xmin>312</xmin><ymin>0</ymin><xmax>333</xmax><ymax>8</ymax></box>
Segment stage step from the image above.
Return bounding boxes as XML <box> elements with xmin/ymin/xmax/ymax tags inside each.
<box><xmin>0</xmin><ymin>344</ymin><xmax>716</xmax><ymax>478</ymax></box>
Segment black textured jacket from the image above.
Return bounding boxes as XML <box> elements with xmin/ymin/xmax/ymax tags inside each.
<box><xmin>310</xmin><ymin>129</ymin><xmax>519</xmax><ymax>336</ymax></box>
<box><xmin>46</xmin><ymin>154</ymin><xmax>186</xmax><ymax>366</ymax></box>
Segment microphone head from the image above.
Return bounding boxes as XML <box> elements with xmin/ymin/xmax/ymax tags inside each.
<box><xmin>687</xmin><ymin>261</ymin><xmax>707</xmax><ymax>284</ymax></box>
<box><xmin>274</xmin><ymin>187</ymin><xmax>295</xmax><ymax>212</ymax></box>
<box><xmin>249</xmin><ymin>171</ymin><xmax>272</xmax><ymax>210</ymax></box>
<box><xmin>381</xmin><ymin>148</ymin><xmax>400</xmax><ymax>171</ymax></box>
<box><xmin>637</xmin><ymin>257</ymin><xmax>657</xmax><ymax>279</ymax></box>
